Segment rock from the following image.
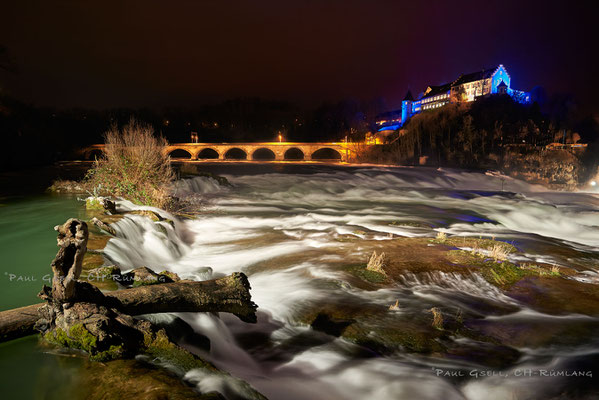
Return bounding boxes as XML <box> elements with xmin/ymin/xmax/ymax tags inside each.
<box><xmin>74</xmin><ymin>359</ymin><xmax>223</xmax><ymax>400</ymax></box>
<box><xmin>311</xmin><ymin>313</ymin><xmax>354</xmax><ymax>337</ymax></box>
<box><xmin>91</xmin><ymin>217</ymin><xmax>117</xmax><ymax>236</ymax></box>
<box><xmin>129</xmin><ymin>210</ymin><xmax>163</xmax><ymax>222</ymax></box>
<box><xmin>47</xmin><ymin>180</ymin><xmax>86</xmax><ymax>194</ymax></box>
<box><xmin>102</xmin><ymin>199</ymin><xmax>117</xmax><ymax>214</ymax></box>
<box><xmin>87</xmin><ymin>265</ymin><xmax>122</xmax><ymax>281</ymax></box>
<box><xmin>159</xmin><ymin>270</ymin><xmax>181</xmax><ymax>282</ymax></box>
<box><xmin>122</xmin><ymin>267</ymin><xmax>175</xmax><ymax>288</ymax></box>
<box><xmin>197</xmin><ymin>172</ymin><xmax>232</xmax><ymax>187</ymax></box>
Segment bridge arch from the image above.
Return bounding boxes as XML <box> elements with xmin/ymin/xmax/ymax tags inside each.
<box><xmin>311</xmin><ymin>148</ymin><xmax>342</xmax><ymax>160</ymax></box>
<box><xmin>284</xmin><ymin>147</ymin><xmax>304</xmax><ymax>160</ymax></box>
<box><xmin>168</xmin><ymin>149</ymin><xmax>193</xmax><ymax>159</ymax></box>
<box><xmin>252</xmin><ymin>148</ymin><xmax>276</xmax><ymax>161</ymax></box>
<box><xmin>197</xmin><ymin>148</ymin><xmax>220</xmax><ymax>159</ymax></box>
<box><xmin>224</xmin><ymin>148</ymin><xmax>247</xmax><ymax>160</ymax></box>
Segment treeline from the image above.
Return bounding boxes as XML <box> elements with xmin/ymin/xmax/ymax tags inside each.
<box><xmin>0</xmin><ymin>95</ymin><xmax>387</xmax><ymax>170</ymax></box>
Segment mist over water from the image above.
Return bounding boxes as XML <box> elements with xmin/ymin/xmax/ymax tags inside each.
<box><xmin>104</xmin><ymin>165</ymin><xmax>599</xmax><ymax>400</ymax></box>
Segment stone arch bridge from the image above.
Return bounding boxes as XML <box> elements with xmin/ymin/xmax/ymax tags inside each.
<box><xmin>82</xmin><ymin>142</ymin><xmax>358</xmax><ymax>162</ymax></box>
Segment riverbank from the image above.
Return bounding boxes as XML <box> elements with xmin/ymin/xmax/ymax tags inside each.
<box><xmin>355</xmin><ymin>143</ymin><xmax>597</xmax><ymax>191</ymax></box>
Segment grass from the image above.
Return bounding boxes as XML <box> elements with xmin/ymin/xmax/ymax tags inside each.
<box><xmin>489</xmin><ymin>243</ymin><xmax>512</xmax><ymax>261</ymax></box>
<box><xmin>550</xmin><ymin>265</ymin><xmax>561</xmax><ymax>276</ymax></box>
<box><xmin>430</xmin><ymin>307</ymin><xmax>443</xmax><ymax>330</ymax></box>
<box><xmin>366</xmin><ymin>250</ymin><xmax>388</xmax><ymax>275</ymax></box>
<box><xmin>520</xmin><ymin>263</ymin><xmax>563</xmax><ymax>277</ymax></box>
<box><xmin>84</xmin><ymin>119</ymin><xmax>175</xmax><ymax>209</ymax></box>
<box><xmin>435</xmin><ymin>231</ymin><xmax>447</xmax><ymax>243</ymax></box>
<box><xmin>447</xmin><ymin>248</ymin><xmax>531</xmax><ymax>288</ymax></box>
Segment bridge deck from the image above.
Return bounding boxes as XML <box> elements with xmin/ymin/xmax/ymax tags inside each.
<box><xmin>83</xmin><ymin>142</ymin><xmax>355</xmax><ymax>162</ymax></box>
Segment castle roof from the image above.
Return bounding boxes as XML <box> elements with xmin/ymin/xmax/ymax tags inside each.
<box><xmin>403</xmin><ymin>90</ymin><xmax>414</xmax><ymax>101</ymax></box>
<box><xmin>452</xmin><ymin>67</ymin><xmax>496</xmax><ymax>86</ymax></box>
<box><xmin>420</xmin><ymin>82</ymin><xmax>452</xmax><ymax>99</ymax></box>
<box><xmin>497</xmin><ymin>80</ymin><xmax>508</xmax><ymax>87</ymax></box>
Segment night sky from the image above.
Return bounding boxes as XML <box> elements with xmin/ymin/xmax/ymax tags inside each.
<box><xmin>1</xmin><ymin>0</ymin><xmax>597</xmax><ymax>112</ymax></box>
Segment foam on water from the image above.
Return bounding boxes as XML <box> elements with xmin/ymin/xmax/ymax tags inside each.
<box><xmin>103</xmin><ymin>166</ymin><xmax>599</xmax><ymax>399</ymax></box>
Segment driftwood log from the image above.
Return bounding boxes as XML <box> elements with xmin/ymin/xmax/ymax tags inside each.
<box><xmin>0</xmin><ymin>274</ymin><xmax>257</xmax><ymax>342</ymax></box>
<box><xmin>0</xmin><ymin>218</ymin><xmax>257</xmax><ymax>344</ymax></box>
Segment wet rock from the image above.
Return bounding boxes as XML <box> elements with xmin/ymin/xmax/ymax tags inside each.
<box><xmin>310</xmin><ymin>313</ymin><xmax>355</xmax><ymax>337</ymax></box>
<box><xmin>87</xmin><ymin>265</ymin><xmax>122</xmax><ymax>280</ymax></box>
<box><xmin>47</xmin><ymin>180</ymin><xmax>86</xmax><ymax>194</ymax></box>
<box><xmin>85</xmin><ymin>197</ymin><xmax>116</xmax><ymax>213</ymax></box>
<box><xmin>152</xmin><ymin>316</ymin><xmax>210</xmax><ymax>351</ymax></box>
<box><xmin>122</xmin><ymin>267</ymin><xmax>177</xmax><ymax>288</ymax></box>
<box><xmin>86</xmin><ymin>230</ymin><xmax>112</xmax><ymax>251</ymax></box>
<box><xmin>196</xmin><ymin>172</ymin><xmax>232</xmax><ymax>187</ymax></box>
<box><xmin>129</xmin><ymin>209</ymin><xmax>163</xmax><ymax>222</ymax></box>
<box><xmin>90</xmin><ymin>217</ymin><xmax>117</xmax><ymax>236</ymax></box>
<box><xmin>74</xmin><ymin>358</ymin><xmax>224</xmax><ymax>400</ymax></box>
<box><xmin>159</xmin><ymin>270</ymin><xmax>181</xmax><ymax>282</ymax></box>
<box><xmin>345</xmin><ymin>264</ymin><xmax>387</xmax><ymax>286</ymax></box>
<box><xmin>81</xmin><ymin>252</ymin><xmax>105</xmax><ymax>272</ymax></box>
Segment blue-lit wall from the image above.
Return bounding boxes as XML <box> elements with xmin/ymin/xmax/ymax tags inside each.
<box><xmin>401</xmin><ymin>100</ymin><xmax>411</xmax><ymax>124</ymax></box>
<box><xmin>491</xmin><ymin>65</ymin><xmax>511</xmax><ymax>94</ymax></box>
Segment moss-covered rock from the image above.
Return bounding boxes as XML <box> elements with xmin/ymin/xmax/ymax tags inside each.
<box><xmin>159</xmin><ymin>270</ymin><xmax>181</xmax><ymax>282</ymax></box>
<box><xmin>345</xmin><ymin>264</ymin><xmax>388</xmax><ymax>285</ymax></box>
<box><xmin>446</xmin><ymin>249</ymin><xmax>532</xmax><ymax>288</ymax></box>
<box><xmin>44</xmin><ymin>324</ymin><xmax>99</xmax><ymax>355</ymax></box>
<box><xmin>74</xmin><ymin>359</ymin><xmax>224</xmax><ymax>400</ymax></box>
<box><xmin>85</xmin><ymin>197</ymin><xmax>105</xmax><ymax>210</ymax></box>
<box><xmin>143</xmin><ymin>329</ymin><xmax>217</xmax><ymax>373</ymax></box>
<box><xmin>82</xmin><ymin>252</ymin><xmax>105</xmax><ymax>271</ymax></box>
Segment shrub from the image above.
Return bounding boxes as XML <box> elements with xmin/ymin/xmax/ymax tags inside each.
<box><xmin>85</xmin><ymin>120</ymin><xmax>175</xmax><ymax>208</ymax></box>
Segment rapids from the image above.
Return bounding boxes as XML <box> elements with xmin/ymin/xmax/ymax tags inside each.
<box><xmin>102</xmin><ymin>165</ymin><xmax>599</xmax><ymax>400</ymax></box>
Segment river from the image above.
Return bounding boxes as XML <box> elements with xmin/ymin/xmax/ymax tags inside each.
<box><xmin>1</xmin><ymin>163</ymin><xmax>599</xmax><ymax>399</ymax></box>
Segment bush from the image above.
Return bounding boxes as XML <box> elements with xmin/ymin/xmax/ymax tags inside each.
<box><xmin>85</xmin><ymin>120</ymin><xmax>175</xmax><ymax>208</ymax></box>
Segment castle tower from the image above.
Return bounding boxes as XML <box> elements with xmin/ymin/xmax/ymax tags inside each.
<box><xmin>401</xmin><ymin>90</ymin><xmax>414</xmax><ymax>126</ymax></box>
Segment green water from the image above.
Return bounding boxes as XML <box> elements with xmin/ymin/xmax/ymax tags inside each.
<box><xmin>0</xmin><ymin>195</ymin><xmax>85</xmax><ymax>310</ymax></box>
<box><xmin>0</xmin><ymin>195</ymin><xmax>87</xmax><ymax>398</ymax></box>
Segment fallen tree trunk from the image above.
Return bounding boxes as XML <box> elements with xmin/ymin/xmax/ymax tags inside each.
<box><xmin>113</xmin><ymin>272</ymin><xmax>256</xmax><ymax>321</ymax></box>
<box><xmin>0</xmin><ymin>304</ymin><xmax>41</xmax><ymax>342</ymax></box>
<box><xmin>0</xmin><ymin>273</ymin><xmax>256</xmax><ymax>343</ymax></box>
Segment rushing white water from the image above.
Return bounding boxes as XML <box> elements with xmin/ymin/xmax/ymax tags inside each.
<box><xmin>102</xmin><ymin>166</ymin><xmax>599</xmax><ymax>400</ymax></box>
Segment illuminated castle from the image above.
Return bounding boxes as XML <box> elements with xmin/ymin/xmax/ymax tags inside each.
<box><xmin>376</xmin><ymin>64</ymin><xmax>530</xmax><ymax>131</ymax></box>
